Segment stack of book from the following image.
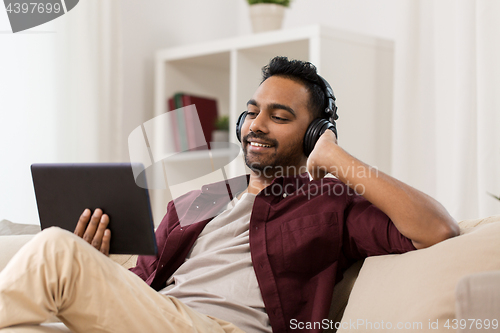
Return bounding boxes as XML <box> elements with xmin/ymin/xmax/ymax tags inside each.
<box><xmin>167</xmin><ymin>93</ymin><xmax>219</xmax><ymax>152</ymax></box>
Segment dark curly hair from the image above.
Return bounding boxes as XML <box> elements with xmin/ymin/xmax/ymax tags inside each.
<box><xmin>261</xmin><ymin>56</ymin><xmax>327</xmax><ymax>120</ymax></box>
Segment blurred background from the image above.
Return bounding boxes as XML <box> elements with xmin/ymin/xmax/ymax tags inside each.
<box><xmin>1</xmin><ymin>0</ymin><xmax>499</xmax><ymax>226</ymax></box>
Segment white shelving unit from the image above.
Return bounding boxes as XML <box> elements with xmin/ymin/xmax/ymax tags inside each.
<box><xmin>150</xmin><ymin>25</ymin><xmax>394</xmax><ymax>223</ymax></box>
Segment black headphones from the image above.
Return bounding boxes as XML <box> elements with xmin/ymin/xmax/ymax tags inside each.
<box><xmin>236</xmin><ymin>75</ymin><xmax>338</xmax><ymax>157</ymax></box>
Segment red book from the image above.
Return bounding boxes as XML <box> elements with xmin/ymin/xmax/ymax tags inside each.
<box><xmin>167</xmin><ymin>97</ymin><xmax>181</xmax><ymax>152</ymax></box>
<box><xmin>183</xmin><ymin>103</ymin><xmax>205</xmax><ymax>150</ymax></box>
<box><xmin>181</xmin><ymin>94</ymin><xmax>218</xmax><ymax>149</ymax></box>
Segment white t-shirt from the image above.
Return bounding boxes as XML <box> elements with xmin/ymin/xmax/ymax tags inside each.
<box><xmin>160</xmin><ymin>193</ymin><xmax>272</xmax><ymax>332</ymax></box>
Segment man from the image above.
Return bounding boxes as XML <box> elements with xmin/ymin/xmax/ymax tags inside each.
<box><xmin>0</xmin><ymin>57</ymin><xmax>459</xmax><ymax>333</ymax></box>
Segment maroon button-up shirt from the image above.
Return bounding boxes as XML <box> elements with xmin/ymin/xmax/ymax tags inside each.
<box><xmin>130</xmin><ymin>173</ymin><xmax>416</xmax><ymax>332</ymax></box>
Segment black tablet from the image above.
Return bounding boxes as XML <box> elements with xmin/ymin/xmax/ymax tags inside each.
<box><xmin>31</xmin><ymin>163</ymin><xmax>157</xmax><ymax>255</ymax></box>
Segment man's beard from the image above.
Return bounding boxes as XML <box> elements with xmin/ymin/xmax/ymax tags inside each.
<box><xmin>242</xmin><ymin>133</ymin><xmax>306</xmax><ymax>177</ymax></box>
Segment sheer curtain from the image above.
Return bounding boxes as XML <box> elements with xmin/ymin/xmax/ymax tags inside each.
<box><xmin>0</xmin><ymin>0</ymin><xmax>123</xmax><ymax>225</ymax></box>
<box><xmin>55</xmin><ymin>0</ymin><xmax>123</xmax><ymax>163</ymax></box>
<box><xmin>392</xmin><ymin>0</ymin><xmax>500</xmax><ymax>221</ymax></box>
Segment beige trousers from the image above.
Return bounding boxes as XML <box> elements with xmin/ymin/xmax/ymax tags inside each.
<box><xmin>0</xmin><ymin>227</ymin><xmax>244</xmax><ymax>333</ymax></box>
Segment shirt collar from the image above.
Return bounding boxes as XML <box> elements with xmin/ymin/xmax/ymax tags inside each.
<box><xmin>201</xmin><ymin>174</ymin><xmax>249</xmax><ymax>199</ymax></box>
<box><xmin>200</xmin><ymin>172</ymin><xmax>311</xmax><ymax>198</ymax></box>
<box><xmin>261</xmin><ymin>172</ymin><xmax>310</xmax><ymax>197</ymax></box>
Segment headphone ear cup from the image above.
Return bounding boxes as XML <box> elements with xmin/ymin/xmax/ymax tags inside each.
<box><xmin>303</xmin><ymin>118</ymin><xmax>337</xmax><ymax>157</ymax></box>
<box><xmin>236</xmin><ymin>111</ymin><xmax>247</xmax><ymax>143</ymax></box>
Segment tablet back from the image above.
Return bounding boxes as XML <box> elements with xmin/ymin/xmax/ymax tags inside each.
<box><xmin>31</xmin><ymin>163</ymin><xmax>157</xmax><ymax>255</ymax></box>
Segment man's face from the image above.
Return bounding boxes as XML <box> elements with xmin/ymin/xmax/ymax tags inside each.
<box><xmin>241</xmin><ymin>76</ymin><xmax>313</xmax><ymax>176</ymax></box>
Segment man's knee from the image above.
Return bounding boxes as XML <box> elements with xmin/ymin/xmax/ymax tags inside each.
<box><xmin>38</xmin><ymin>226</ymin><xmax>72</xmax><ymax>238</ymax></box>
<box><xmin>32</xmin><ymin>227</ymin><xmax>78</xmax><ymax>249</ymax></box>
<box><xmin>7</xmin><ymin>227</ymin><xmax>80</xmax><ymax>270</ymax></box>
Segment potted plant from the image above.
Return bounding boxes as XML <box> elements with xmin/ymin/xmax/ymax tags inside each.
<box><xmin>212</xmin><ymin>115</ymin><xmax>230</xmax><ymax>144</ymax></box>
<box><xmin>246</xmin><ymin>0</ymin><xmax>291</xmax><ymax>33</ymax></box>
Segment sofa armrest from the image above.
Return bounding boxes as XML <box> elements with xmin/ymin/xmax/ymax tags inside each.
<box><xmin>0</xmin><ymin>235</ymin><xmax>36</xmax><ymax>272</ymax></box>
<box><xmin>456</xmin><ymin>270</ymin><xmax>500</xmax><ymax>333</ymax></box>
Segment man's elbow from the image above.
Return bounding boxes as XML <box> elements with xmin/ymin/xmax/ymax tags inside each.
<box><xmin>446</xmin><ymin>218</ymin><xmax>460</xmax><ymax>238</ymax></box>
<box><xmin>436</xmin><ymin>218</ymin><xmax>460</xmax><ymax>243</ymax></box>
<box><xmin>414</xmin><ymin>216</ymin><xmax>460</xmax><ymax>249</ymax></box>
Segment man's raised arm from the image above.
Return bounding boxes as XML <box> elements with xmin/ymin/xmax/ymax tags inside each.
<box><xmin>307</xmin><ymin>130</ymin><xmax>460</xmax><ymax>249</ymax></box>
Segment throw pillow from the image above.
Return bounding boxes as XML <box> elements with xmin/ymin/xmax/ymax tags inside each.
<box><xmin>337</xmin><ymin>216</ymin><xmax>500</xmax><ymax>333</ymax></box>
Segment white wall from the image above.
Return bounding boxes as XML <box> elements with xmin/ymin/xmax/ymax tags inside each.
<box><xmin>118</xmin><ymin>0</ymin><xmax>241</xmax><ymax>160</ymax></box>
<box><xmin>0</xmin><ymin>13</ymin><xmax>60</xmax><ymax>224</ymax></box>
<box><xmin>239</xmin><ymin>0</ymin><xmax>407</xmax><ymax>40</ymax></box>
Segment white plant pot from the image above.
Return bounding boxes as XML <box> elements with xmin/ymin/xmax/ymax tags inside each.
<box><xmin>211</xmin><ymin>130</ymin><xmax>230</xmax><ymax>149</ymax></box>
<box><xmin>249</xmin><ymin>3</ymin><xmax>285</xmax><ymax>33</ymax></box>
<box><xmin>212</xmin><ymin>130</ymin><xmax>229</xmax><ymax>143</ymax></box>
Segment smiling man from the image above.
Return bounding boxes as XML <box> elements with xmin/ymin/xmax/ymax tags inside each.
<box><xmin>0</xmin><ymin>56</ymin><xmax>459</xmax><ymax>333</ymax></box>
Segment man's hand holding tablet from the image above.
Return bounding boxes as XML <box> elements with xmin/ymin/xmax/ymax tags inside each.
<box><xmin>74</xmin><ymin>208</ymin><xmax>111</xmax><ymax>256</ymax></box>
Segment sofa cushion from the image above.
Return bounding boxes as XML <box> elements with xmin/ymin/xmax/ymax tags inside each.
<box><xmin>337</xmin><ymin>215</ymin><xmax>500</xmax><ymax>333</ymax></box>
<box><xmin>455</xmin><ymin>270</ymin><xmax>500</xmax><ymax>329</ymax></box>
<box><xmin>0</xmin><ymin>235</ymin><xmax>36</xmax><ymax>272</ymax></box>
<box><xmin>0</xmin><ymin>220</ymin><xmax>40</xmax><ymax>236</ymax></box>
<box><xmin>325</xmin><ymin>260</ymin><xmax>364</xmax><ymax>333</ymax></box>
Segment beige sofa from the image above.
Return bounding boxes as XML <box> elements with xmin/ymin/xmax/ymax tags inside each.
<box><xmin>0</xmin><ymin>216</ymin><xmax>499</xmax><ymax>333</ymax></box>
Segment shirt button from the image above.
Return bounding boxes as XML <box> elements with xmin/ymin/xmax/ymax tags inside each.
<box><xmin>255</xmin><ymin>226</ymin><xmax>258</xmax><ymax>230</ymax></box>
<box><xmin>213</xmin><ymin>201</ymin><xmax>216</xmax><ymax>205</ymax></box>
<box><xmin>196</xmin><ymin>205</ymin><xmax>199</xmax><ymax>209</ymax></box>
<box><xmin>283</xmin><ymin>193</ymin><xmax>287</xmax><ymax>198</ymax></box>
<box><xmin>160</xmin><ymin>264</ymin><xmax>164</xmax><ymax>268</ymax></box>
